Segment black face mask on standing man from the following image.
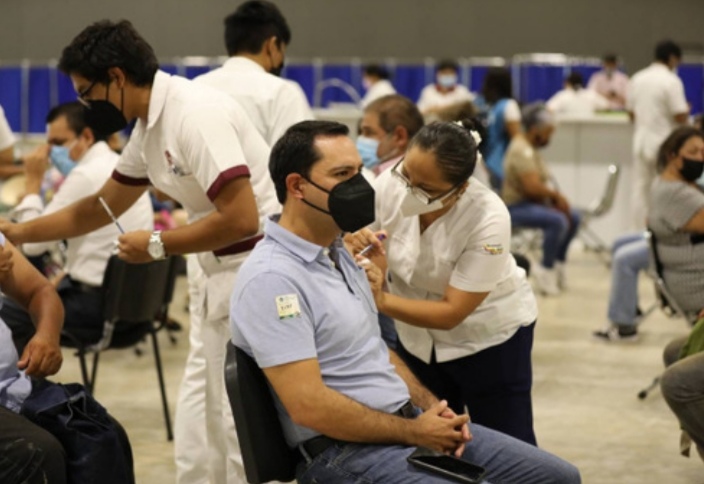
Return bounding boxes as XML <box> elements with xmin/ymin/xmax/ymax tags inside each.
<box><xmin>300</xmin><ymin>173</ymin><xmax>376</xmax><ymax>233</ymax></box>
<box><xmin>84</xmin><ymin>82</ymin><xmax>128</xmax><ymax>135</ymax></box>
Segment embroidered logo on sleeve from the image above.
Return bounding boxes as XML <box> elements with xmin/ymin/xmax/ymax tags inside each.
<box><xmin>483</xmin><ymin>243</ymin><xmax>504</xmax><ymax>255</ymax></box>
<box><xmin>276</xmin><ymin>294</ymin><xmax>301</xmax><ymax>320</ymax></box>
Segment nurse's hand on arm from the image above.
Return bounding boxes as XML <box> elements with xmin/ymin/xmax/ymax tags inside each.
<box><xmin>117</xmin><ymin>176</ymin><xmax>259</xmax><ymax>262</ymax></box>
<box><xmin>346</xmin><ymin>228</ymin><xmax>388</xmax><ymax>273</ymax></box>
<box><xmin>0</xmin><ymin>177</ymin><xmax>146</xmax><ymax>246</ymax></box>
<box><xmin>0</xmin><ymin>241</ymin><xmax>63</xmax><ymax>377</ymax></box>
<box><xmin>263</xmin><ymin>358</ymin><xmax>469</xmax><ymax>455</ymax></box>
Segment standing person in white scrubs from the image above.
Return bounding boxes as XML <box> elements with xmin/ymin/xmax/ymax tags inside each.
<box><xmin>183</xmin><ymin>2</ymin><xmax>310</xmax><ymax>481</ymax></box>
<box><xmin>0</xmin><ymin>20</ymin><xmax>278</xmax><ymax>484</ymax></box>
<box><xmin>360</xmin><ymin>65</ymin><xmax>396</xmax><ymax>109</ymax></box>
<box><xmin>416</xmin><ymin>60</ymin><xmax>474</xmax><ymax>117</ymax></box>
<box><xmin>0</xmin><ymin>105</ymin><xmax>26</xmax><ymax>179</ymax></box>
<box><xmin>196</xmin><ymin>0</ymin><xmax>312</xmax><ymax>148</ymax></box>
<box><xmin>347</xmin><ymin>120</ymin><xmax>539</xmax><ymax>445</ymax></box>
<box><xmin>627</xmin><ymin>39</ymin><xmax>689</xmax><ymax>230</ymax></box>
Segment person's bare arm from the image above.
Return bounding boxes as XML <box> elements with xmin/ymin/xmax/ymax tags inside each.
<box><xmin>263</xmin><ymin>358</ymin><xmax>468</xmax><ymax>453</ymax></box>
<box><xmin>674</xmin><ymin>112</ymin><xmax>689</xmax><ymax>125</ymax></box>
<box><xmin>505</xmin><ymin>120</ymin><xmax>521</xmax><ymax>138</ymax></box>
<box><xmin>0</xmin><ymin>241</ymin><xmax>63</xmax><ymax>377</ymax></box>
<box><xmin>388</xmin><ymin>349</ymin><xmax>438</xmax><ymax>410</ymax></box>
<box><xmin>682</xmin><ymin>207</ymin><xmax>704</xmax><ymax>233</ymax></box>
<box><xmin>0</xmin><ymin>177</ymin><xmax>146</xmax><ymax>245</ymax></box>
<box><xmin>117</xmin><ymin>176</ymin><xmax>259</xmax><ymax>262</ymax></box>
<box><xmin>0</xmin><ymin>145</ymin><xmax>14</xmax><ymax>165</ymax></box>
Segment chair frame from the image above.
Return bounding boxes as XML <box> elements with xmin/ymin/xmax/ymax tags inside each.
<box><xmin>576</xmin><ymin>164</ymin><xmax>620</xmax><ymax>266</ymax></box>
<box><xmin>61</xmin><ymin>256</ymin><xmax>179</xmax><ymax>441</ymax></box>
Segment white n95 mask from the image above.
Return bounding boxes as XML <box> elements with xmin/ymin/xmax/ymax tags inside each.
<box><xmin>399</xmin><ymin>189</ymin><xmax>445</xmax><ymax>217</ymax></box>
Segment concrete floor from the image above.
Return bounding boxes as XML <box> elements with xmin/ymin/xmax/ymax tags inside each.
<box><xmin>51</xmin><ymin>249</ymin><xmax>704</xmax><ymax>483</ymax></box>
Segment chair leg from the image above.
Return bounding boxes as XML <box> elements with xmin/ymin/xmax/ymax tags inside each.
<box><xmin>76</xmin><ymin>349</ymin><xmax>92</xmax><ymax>394</ymax></box>
<box><xmin>150</xmin><ymin>330</ymin><xmax>173</xmax><ymax>441</ymax></box>
<box><xmin>90</xmin><ymin>352</ymin><xmax>101</xmax><ymax>394</ymax></box>
<box><xmin>638</xmin><ymin>375</ymin><xmax>660</xmax><ymax>400</ymax></box>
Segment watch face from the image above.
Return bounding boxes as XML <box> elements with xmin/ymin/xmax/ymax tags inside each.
<box><xmin>148</xmin><ymin>235</ymin><xmax>165</xmax><ymax>259</ymax></box>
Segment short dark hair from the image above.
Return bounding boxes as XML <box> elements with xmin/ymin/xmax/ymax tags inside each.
<box><xmin>59</xmin><ymin>20</ymin><xmax>158</xmax><ymax>87</ymax></box>
<box><xmin>656</xmin><ymin>126</ymin><xmax>703</xmax><ymax>173</ymax></box>
<box><xmin>603</xmin><ymin>53</ymin><xmax>618</xmax><ymax>64</ymax></box>
<box><xmin>481</xmin><ymin>67</ymin><xmax>513</xmax><ymax>104</ymax></box>
<box><xmin>363</xmin><ymin>64</ymin><xmax>390</xmax><ymax>80</ymax></box>
<box><xmin>224</xmin><ymin>1</ymin><xmax>291</xmax><ymax>56</ymax></box>
<box><xmin>269</xmin><ymin>121</ymin><xmax>349</xmax><ymax>203</ymax></box>
<box><xmin>655</xmin><ymin>40</ymin><xmax>682</xmax><ymax>63</ymax></box>
<box><xmin>408</xmin><ymin>119</ymin><xmax>481</xmax><ymax>186</ymax></box>
<box><xmin>366</xmin><ymin>95</ymin><xmax>424</xmax><ymax>139</ymax></box>
<box><xmin>46</xmin><ymin>101</ymin><xmax>108</xmax><ymax>142</ymax></box>
<box><xmin>566</xmin><ymin>72</ymin><xmax>584</xmax><ymax>89</ymax></box>
<box><xmin>436</xmin><ymin>60</ymin><xmax>459</xmax><ymax>73</ymax></box>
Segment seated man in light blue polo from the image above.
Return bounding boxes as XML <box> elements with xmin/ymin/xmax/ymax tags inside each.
<box><xmin>230</xmin><ymin>120</ymin><xmax>581</xmax><ymax>483</ymax></box>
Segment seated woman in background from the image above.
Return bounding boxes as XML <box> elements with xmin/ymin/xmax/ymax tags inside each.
<box><xmin>648</xmin><ymin>125</ymin><xmax>704</xmax><ymax>463</ymax></box>
<box><xmin>348</xmin><ymin>119</ymin><xmax>539</xmax><ymax>445</ymax></box>
<box><xmin>502</xmin><ymin>103</ymin><xmax>580</xmax><ymax>296</ymax></box>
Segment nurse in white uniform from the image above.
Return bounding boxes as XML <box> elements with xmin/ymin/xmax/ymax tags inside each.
<box><xmin>348</xmin><ymin>119</ymin><xmax>539</xmax><ymax>445</ymax></box>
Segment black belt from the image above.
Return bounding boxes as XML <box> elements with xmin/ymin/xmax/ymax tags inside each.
<box><xmin>68</xmin><ymin>277</ymin><xmax>101</xmax><ymax>293</ymax></box>
<box><xmin>299</xmin><ymin>401</ymin><xmax>416</xmax><ymax>460</ymax></box>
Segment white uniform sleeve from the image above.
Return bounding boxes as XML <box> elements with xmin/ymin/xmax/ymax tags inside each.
<box><xmin>112</xmin><ymin>129</ymin><xmax>150</xmax><ymax>186</ymax></box>
<box><xmin>668</xmin><ymin>77</ymin><xmax>690</xmax><ymax>116</ymax></box>
<box><xmin>268</xmin><ymin>81</ymin><xmax>314</xmax><ymax>147</ymax></box>
<box><xmin>0</xmin><ymin>105</ymin><xmax>16</xmax><ymax>151</ymax></box>
<box><xmin>178</xmin><ymin>105</ymin><xmax>251</xmax><ymax>201</ymax></box>
<box><xmin>503</xmin><ymin>99</ymin><xmax>521</xmax><ymax>122</ymax></box>
<box><xmin>449</xmin><ymin>205</ymin><xmax>512</xmax><ymax>293</ymax></box>
<box><xmin>546</xmin><ymin>91</ymin><xmax>564</xmax><ymax>113</ymax></box>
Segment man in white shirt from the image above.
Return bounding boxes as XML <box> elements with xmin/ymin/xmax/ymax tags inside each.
<box><xmin>0</xmin><ymin>101</ymin><xmax>153</xmax><ymax>353</ymax></box>
<box><xmin>0</xmin><ymin>20</ymin><xmax>278</xmax><ymax>484</ymax></box>
<box><xmin>587</xmin><ymin>54</ymin><xmax>630</xmax><ymax>110</ymax></box>
<box><xmin>360</xmin><ymin>64</ymin><xmax>396</xmax><ymax>109</ymax></box>
<box><xmin>627</xmin><ymin>40</ymin><xmax>689</xmax><ymax>230</ymax></box>
<box><xmin>196</xmin><ymin>0</ymin><xmax>312</xmax><ymax>147</ymax></box>
<box><xmin>417</xmin><ymin>60</ymin><xmax>474</xmax><ymax>116</ymax></box>
<box><xmin>547</xmin><ymin>72</ymin><xmax>609</xmax><ymax>116</ymax></box>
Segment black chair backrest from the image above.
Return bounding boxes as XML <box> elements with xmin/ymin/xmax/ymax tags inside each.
<box><xmin>224</xmin><ymin>341</ymin><xmax>297</xmax><ymax>483</ymax></box>
<box><xmin>101</xmin><ymin>256</ymin><xmax>173</xmax><ymax>323</ymax></box>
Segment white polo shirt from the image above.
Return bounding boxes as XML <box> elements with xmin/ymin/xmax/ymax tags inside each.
<box><xmin>195</xmin><ymin>57</ymin><xmax>313</xmax><ymax>147</ymax></box>
<box><xmin>14</xmin><ymin>141</ymin><xmax>154</xmax><ymax>286</ymax></box>
<box><xmin>417</xmin><ymin>84</ymin><xmax>474</xmax><ymax>113</ymax></box>
<box><xmin>361</xmin><ymin>79</ymin><xmax>397</xmax><ymax>108</ymax></box>
<box><xmin>113</xmin><ymin>70</ymin><xmax>279</xmax><ymax>319</ymax></box>
<box><xmin>372</xmin><ymin>171</ymin><xmax>538</xmax><ymax>363</ymax></box>
<box><xmin>627</xmin><ymin>63</ymin><xmax>689</xmax><ymax>162</ymax></box>
<box><xmin>547</xmin><ymin>88</ymin><xmax>610</xmax><ymax>115</ymax></box>
<box><xmin>0</xmin><ymin>105</ymin><xmax>15</xmax><ymax>151</ymax></box>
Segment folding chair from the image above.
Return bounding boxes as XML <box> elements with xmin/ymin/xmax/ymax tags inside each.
<box><xmin>224</xmin><ymin>341</ymin><xmax>297</xmax><ymax>483</ymax></box>
<box><xmin>575</xmin><ymin>164</ymin><xmax>620</xmax><ymax>266</ymax></box>
<box><xmin>637</xmin><ymin>231</ymin><xmax>698</xmax><ymax>400</ymax></box>
<box><xmin>61</xmin><ymin>255</ymin><xmax>179</xmax><ymax>440</ymax></box>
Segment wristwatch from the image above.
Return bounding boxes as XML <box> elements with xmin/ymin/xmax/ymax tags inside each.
<box><xmin>147</xmin><ymin>230</ymin><xmax>166</xmax><ymax>260</ymax></box>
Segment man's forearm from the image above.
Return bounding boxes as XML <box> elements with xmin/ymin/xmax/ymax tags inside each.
<box><xmin>389</xmin><ymin>349</ymin><xmax>438</xmax><ymax>410</ymax></box>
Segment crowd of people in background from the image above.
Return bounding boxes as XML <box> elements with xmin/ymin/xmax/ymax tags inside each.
<box><xmin>0</xmin><ymin>0</ymin><xmax>703</xmax><ymax>481</ymax></box>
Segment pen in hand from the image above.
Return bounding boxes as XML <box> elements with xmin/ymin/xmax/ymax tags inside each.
<box><xmin>98</xmin><ymin>197</ymin><xmax>125</xmax><ymax>234</ymax></box>
<box><xmin>358</xmin><ymin>233</ymin><xmax>387</xmax><ymax>257</ymax></box>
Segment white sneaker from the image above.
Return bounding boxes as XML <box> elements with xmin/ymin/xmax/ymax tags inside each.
<box><xmin>532</xmin><ymin>264</ymin><xmax>560</xmax><ymax>296</ymax></box>
<box><xmin>555</xmin><ymin>262</ymin><xmax>567</xmax><ymax>290</ymax></box>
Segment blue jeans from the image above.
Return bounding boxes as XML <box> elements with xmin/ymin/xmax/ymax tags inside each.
<box><xmin>508</xmin><ymin>203</ymin><xmax>581</xmax><ymax>268</ymax></box>
<box><xmin>607</xmin><ymin>233</ymin><xmax>649</xmax><ymax>327</ymax></box>
<box><xmin>296</xmin><ymin>423</ymin><xmax>580</xmax><ymax>483</ymax></box>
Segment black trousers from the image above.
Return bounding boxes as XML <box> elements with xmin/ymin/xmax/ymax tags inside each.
<box><xmin>397</xmin><ymin>322</ymin><xmax>537</xmax><ymax>446</ymax></box>
<box><xmin>2</xmin><ymin>277</ymin><xmax>103</xmax><ymax>355</ymax></box>
<box><xmin>0</xmin><ymin>405</ymin><xmax>67</xmax><ymax>484</ymax></box>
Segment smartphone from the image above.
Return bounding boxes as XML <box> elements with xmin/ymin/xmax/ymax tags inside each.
<box><xmin>407</xmin><ymin>447</ymin><xmax>486</xmax><ymax>484</ymax></box>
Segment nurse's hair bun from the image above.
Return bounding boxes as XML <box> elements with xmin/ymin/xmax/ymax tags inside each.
<box><xmin>453</xmin><ymin>118</ymin><xmax>485</xmax><ymax>149</ymax></box>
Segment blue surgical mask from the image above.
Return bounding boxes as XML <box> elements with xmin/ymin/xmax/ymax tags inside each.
<box><xmin>50</xmin><ymin>145</ymin><xmax>77</xmax><ymax>176</ymax></box>
<box><xmin>356</xmin><ymin>136</ymin><xmax>380</xmax><ymax>169</ymax></box>
<box><xmin>437</xmin><ymin>74</ymin><xmax>458</xmax><ymax>89</ymax></box>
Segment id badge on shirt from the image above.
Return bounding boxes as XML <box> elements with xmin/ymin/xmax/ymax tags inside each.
<box><xmin>164</xmin><ymin>150</ymin><xmax>191</xmax><ymax>177</ymax></box>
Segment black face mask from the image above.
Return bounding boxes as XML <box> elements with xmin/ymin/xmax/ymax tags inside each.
<box><xmin>680</xmin><ymin>157</ymin><xmax>704</xmax><ymax>182</ymax></box>
<box><xmin>84</xmin><ymin>83</ymin><xmax>128</xmax><ymax>135</ymax></box>
<box><xmin>301</xmin><ymin>173</ymin><xmax>376</xmax><ymax>232</ymax></box>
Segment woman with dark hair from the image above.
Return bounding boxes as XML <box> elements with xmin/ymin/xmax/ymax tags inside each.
<box><xmin>480</xmin><ymin>67</ymin><xmax>522</xmax><ymax>189</ymax></box>
<box><xmin>347</xmin><ymin>119</ymin><xmax>539</xmax><ymax>445</ymax></box>
<box><xmin>648</xmin><ymin>126</ymin><xmax>704</xmax><ymax>464</ymax></box>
